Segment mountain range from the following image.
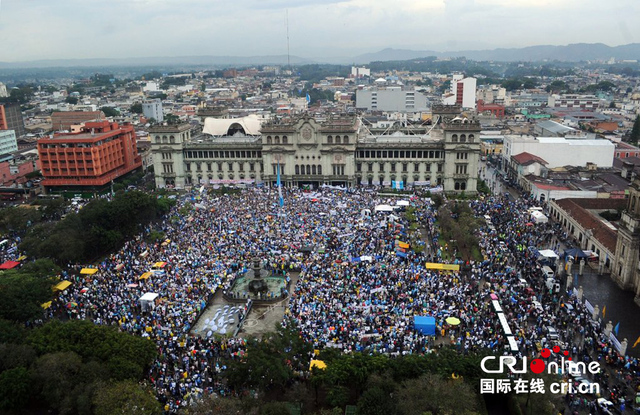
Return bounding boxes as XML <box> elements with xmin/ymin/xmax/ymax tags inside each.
<box><xmin>0</xmin><ymin>43</ymin><xmax>639</xmax><ymax>69</ymax></box>
<box><xmin>349</xmin><ymin>43</ymin><xmax>640</xmax><ymax>64</ymax></box>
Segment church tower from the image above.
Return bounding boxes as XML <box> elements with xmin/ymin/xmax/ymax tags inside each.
<box><xmin>612</xmin><ymin>178</ymin><xmax>640</xmax><ymax>303</ymax></box>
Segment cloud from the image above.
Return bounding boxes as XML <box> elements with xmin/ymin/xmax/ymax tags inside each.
<box><xmin>0</xmin><ymin>0</ymin><xmax>637</xmax><ymax>62</ymax></box>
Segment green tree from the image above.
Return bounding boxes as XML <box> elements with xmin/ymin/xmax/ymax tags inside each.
<box><xmin>101</xmin><ymin>107</ymin><xmax>120</xmax><ymax>117</ymax></box>
<box><xmin>501</xmin><ymin>79</ymin><xmax>523</xmax><ymax>92</ymax></box>
<box><xmin>165</xmin><ymin>113</ymin><xmax>180</xmax><ymax>125</ymax></box>
<box><xmin>0</xmin><ymin>272</ymin><xmax>54</xmax><ymax>322</ymax></box>
<box><xmin>397</xmin><ymin>374</ymin><xmax>479</xmax><ymax>415</ymax></box>
<box><xmin>356</xmin><ymin>374</ymin><xmax>398</xmax><ymax>415</ymax></box>
<box><xmin>130</xmin><ymin>103</ymin><xmax>143</xmax><ymax>114</ymax></box>
<box><xmin>0</xmin><ymin>206</ymin><xmax>42</xmax><ymax>233</ymax></box>
<box><xmin>65</xmin><ymin>96</ymin><xmax>79</xmax><ymax>105</ymax></box>
<box><xmin>0</xmin><ymin>343</ymin><xmax>37</xmax><ymax>371</ymax></box>
<box><xmin>31</xmin><ymin>351</ymin><xmax>84</xmax><ymax>413</ymax></box>
<box><xmin>259</xmin><ymin>402</ymin><xmax>291</xmax><ymax>415</ymax></box>
<box><xmin>0</xmin><ymin>366</ymin><xmax>31</xmax><ymax>412</ymax></box>
<box><xmin>28</xmin><ymin>320</ymin><xmax>157</xmax><ymax>380</ymax></box>
<box><xmin>630</xmin><ymin>115</ymin><xmax>640</xmax><ymax>146</ymax></box>
<box><xmin>93</xmin><ymin>380</ymin><xmax>162</xmax><ymax>415</ymax></box>
<box><xmin>179</xmin><ymin>395</ymin><xmax>258</xmax><ymax>415</ymax></box>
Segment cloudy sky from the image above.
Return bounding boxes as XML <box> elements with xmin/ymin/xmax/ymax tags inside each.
<box><xmin>1</xmin><ymin>0</ymin><xmax>638</xmax><ymax>62</ymax></box>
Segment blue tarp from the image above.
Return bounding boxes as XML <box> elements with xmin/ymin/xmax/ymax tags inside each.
<box><xmin>414</xmin><ymin>316</ymin><xmax>436</xmax><ymax>335</ymax></box>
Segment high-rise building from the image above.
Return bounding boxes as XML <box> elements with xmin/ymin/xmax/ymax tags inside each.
<box><xmin>351</xmin><ymin>67</ymin><xmax>371</xmax><ymax>78</ymax></box>
<box><xmin>37</xmin><ymin>120</ymin><xmax>142</xmax><ymax>190</ymax></box>
<box><xmin>142</xmin><ymin>100</ymin><xmax>164</xmax><ymax>122</ymax></box>
<box><xmin>0</xmin><ymin>130</ymin><xmax>18</xmax><ymax>155</ymax></box>
<box><xmin>547</xmin><ymin>94</ymin><xmax>601</xmax><ymax>109</ymax></box>
<box><xmin>0</xmin><ymin>83</ymin><xmax>8</xmax><ymax>98</ymax></box>
<box><xmin>355</xmin><ymin>87</ymin><xmax>429</xmax><ymax>112</ymax></box>
<box><xmin>0</xmin><ymin>104</ymin><xmax>26</xmax><ymax>138</ymax></box>
<box><xmin>443</xmin><ymin>75</ymin><xmax>477</xmax><ymax>110</ymax></box>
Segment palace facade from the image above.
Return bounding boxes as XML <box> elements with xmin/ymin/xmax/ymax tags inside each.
<box><xmin>151</xmin><ymin>106</ymin><xmax>480</xmax><ymax>193</ymax></box>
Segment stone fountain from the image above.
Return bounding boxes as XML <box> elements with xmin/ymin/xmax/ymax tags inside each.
<box><xmin>225</xmin><ymin>257</ymin><xmax>289</xmax><ymax>303</ymax></box>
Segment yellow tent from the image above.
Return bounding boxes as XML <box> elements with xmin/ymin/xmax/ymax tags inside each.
<box><xmin>41</xmin><ymin>301</ymin><xmax>52</xmax><ymax>309</ymax></box>
<box><xmin>309</xmin><ymin>360</ymin><xmax>327</xmax><ymax>370</ymax></box>
<box><xmin>54</xmin><ymin>280</ymin><xmax>72</xmax><ymax>291</ymax></box>
<box><xmin>425</xmin><ymin>262</ymin><xmax>460</xmax><ymax>271</ymax></box>
<box><xmin>139</xmin><ymin>272</ymin><xmax>152</xmax><ymax>280</ymax></box>
<box><xmin>80</xmin><ymin>268</ymin><xmax>98</xmax><ymax>275</ymax></box>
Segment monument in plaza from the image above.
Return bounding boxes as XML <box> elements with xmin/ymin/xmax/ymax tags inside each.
<box><xmin>225</xmin><ymin>257</ymin><xmax>289</xmax><ymax>303</ymax></box>
<box><xmin>248</xmin><ymin>257</ymin><xmax>268</xmax><ymax>294</ymax></box>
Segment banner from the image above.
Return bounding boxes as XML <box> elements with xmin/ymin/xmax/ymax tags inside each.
<box><xmin>584</xmin><ymin>299</ymin><xmax>594</xmax><ymax>314</ymax></box>
<box><xmin>609</xmin><ymin>332</ymin><xmax>623</xmax><ymax>354</ymax></box>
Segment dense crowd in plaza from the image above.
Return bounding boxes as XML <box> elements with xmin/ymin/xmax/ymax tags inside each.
<box><xmin>3</xmin><ymin>185</ymin><xmax>637</xmax><ymax>412</ymax></box>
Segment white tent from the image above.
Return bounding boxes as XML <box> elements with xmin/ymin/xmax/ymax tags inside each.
<box><xmin>202</xmin><ymin>114</ymin><xmax>262</xmax><ymax>136</ymax></box>
<box><xmin>375</xmin><ymin>204</ymin><xmax>394</xmax><ymax>212</ymax></box>
<box><xmin>530</xmin><ymin>211</ymin><xmax>548</xmax><ymax>224</ymax></box>
<box><xmin>538</xmin><ymin>249</ymin><xmax>559</xmax><ymax>259</ymax></box>
<box><xmin>139</xmin><ymin>292</ymin><xmax>159</xmax><ymax>312</ymax></box>
<box><xmin>396</xmin><ymin>200</ymin><xmax>410</xmax><ymax>206</ymax></box>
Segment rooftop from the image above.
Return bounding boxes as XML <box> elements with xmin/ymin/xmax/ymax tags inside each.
<box><xmin>554</xmin><ymin>198</ymin><xmax>625</xmax><ymax>253</ymax></box>
<box><xmin>512</xmin><ymin>152</ymin><xmax>548</xmax><ymax>166</ymax></box>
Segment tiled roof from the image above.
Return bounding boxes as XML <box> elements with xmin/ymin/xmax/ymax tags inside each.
<box><xmin>554</xmin><ymin>198</ymin><xmax>626</xmax><ymax>253</ymax></box>
<box><xmin>512</xmin><ymin>152</ymin><xmax>548</xmax><ymax>166</ymax></box>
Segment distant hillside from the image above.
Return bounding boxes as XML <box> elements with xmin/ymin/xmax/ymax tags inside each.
<box><xmin>351</xmin><ymin>43</ymin><xmax>640</xmax><ymax>63</ymax></box>
<box><xmin>2</xmin><ymin>43</ymin><xmax>639</xmax><ymax>70</ymax></box>
<box><xmin>0</xmin><ymin>55</ymin><xmax>315</xmax><ymax>69</ymax></box>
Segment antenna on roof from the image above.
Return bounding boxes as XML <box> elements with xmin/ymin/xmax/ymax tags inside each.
<box><xmin>286</xmin><ymin>9</ymin><xmax>291</xmax><ymax>70</ymax></box>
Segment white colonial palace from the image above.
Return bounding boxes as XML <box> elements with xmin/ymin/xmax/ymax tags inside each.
<box><xmin>150</xmin><ymin>106</ymin><xmax>481</xmax><ymax>193</ymax></box>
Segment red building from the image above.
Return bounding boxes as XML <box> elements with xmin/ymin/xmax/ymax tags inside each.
<box><xmin>477</xmin><ymin>100</ymin><xmax>505</xmax><ymax>118</ymax></box>
<box><xmin>38</xmin><ymin>121</ymin><xmax>141</xmax><ymax>189</ymax></box>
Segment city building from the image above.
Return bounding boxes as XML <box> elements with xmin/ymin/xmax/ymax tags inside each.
<box><xmin>0</xmin><ymin>82</ymin><xmax>7</xmax><ymax>98</ymax></box>
<box><xmin>549</xmin><ymin>198</ymin><xmax>625</xmax><ymax>274</ymax></box>
<box><xmin>614</xmin><ymin>142</ymin><xmax>640</xmax><ymax>159</ymax></box>
<box><xmin>443</xmin><ymin>75</ymin><xmax>476</xmax><ymax>109</ymax></box>
<box><xmin>548</xmin><ymin>94</ymin><xmax>601</xmax><ymax>110</ymax></box>
<box><xmin>142</xmin><ymin>99</ymin><xmax>164</xmax><ymax>123</ymax></box>
<box><xmin>151</xmin><ymin>106</ymin><xmax>480</xmax><ymax>193</ymax></box>
<box><xmin>502</xmin><ymin>135</ymin><xmax>615</xmax><ymax>171</ymax></box>
<box><xmin>0</xmin><ymin>103</ymin><xmax>27</xmax><ymax>138</ymax></box>
<box><xmin>37</xmin><ymin>120</ymin><xmax>142</xmax><ymax>190</ymax></box>
<box><xmin>476</xmin><ymin>85</ymin><xmax>507</xmax><ymax>105</ymax></box>
<box><xmin>355</xmin><ymin>87</ymin><xmax>429</xmax><ymax>112</ymax></box>
<box><xmin>534</xmin><ymin>120</ymin><xmax>578</xmax><ymax>137</ymax></box>
<box><xmin>0</xmin><ymin>154</ymin><xmax>40</xmax><ymax>186</ymax></box>
<box><xmin>351</xmin><ymin>67</ymin><xmax>371</xmax><ymax>78</ymax></box>
<box><xmin>477</xmin><ymin>100</ymin><xmax>505</xmax><ymax>118</ymax></box>
<box><xmin>51</xmin><ymin>111</ymin><xmax>105</xmax><ymax>132</ymax></box>
<box><xmin>0</xmin><ymin>130</ymin><xmax>18</xmax><ymax>155</ymax></box>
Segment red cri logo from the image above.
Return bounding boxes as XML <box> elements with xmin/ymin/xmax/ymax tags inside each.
<box><xmin>531</xmin><ymin>346</ymin><xmax>573</xmax><ymax>373</ymax></box>
<box><xmin>529</xmin><ymin>358</ymin><xmax>545</xmax><ymax>374</ymax></box>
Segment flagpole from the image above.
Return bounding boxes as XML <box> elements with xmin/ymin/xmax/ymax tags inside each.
<box><xmin>277</xmin><ymin>161</ymin><xmax>284</xmax><ymax>208</ymax></box>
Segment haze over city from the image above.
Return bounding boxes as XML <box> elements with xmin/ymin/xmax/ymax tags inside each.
<box><xmin>1</xmin><ymin>0</ymin><xmax>638</xmax><ymax>62</ymax></box>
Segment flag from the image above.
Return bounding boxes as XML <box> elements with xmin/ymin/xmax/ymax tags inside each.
<box><xmin>573</xmin><ymin>273</ymin><xmax>578</xmax><ymax>287</ymax></box>
<box><xmin>277</xmin><ymin>163</ymin><xmax>284</xmax><ymax>207</ymax></box>
<box><xmin>633</xmin><ymin>336</ymin><xmax>640</xmax><ymax>348</ymax></box>
<box><xmin>602</xmin><ymin>305</ymin><xmax>606</xmax><ymax>319</ymax></box>
<box><xmin>614</xmin><ymin>322</ymin><xmax>620</xmax><ymax>336</ymax></box>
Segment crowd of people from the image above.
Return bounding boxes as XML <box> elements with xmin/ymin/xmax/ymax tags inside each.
<box><xmin>4</xmin><ymin>184</ymin><xmax>635</xmax><ymax>413</ymax></box>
